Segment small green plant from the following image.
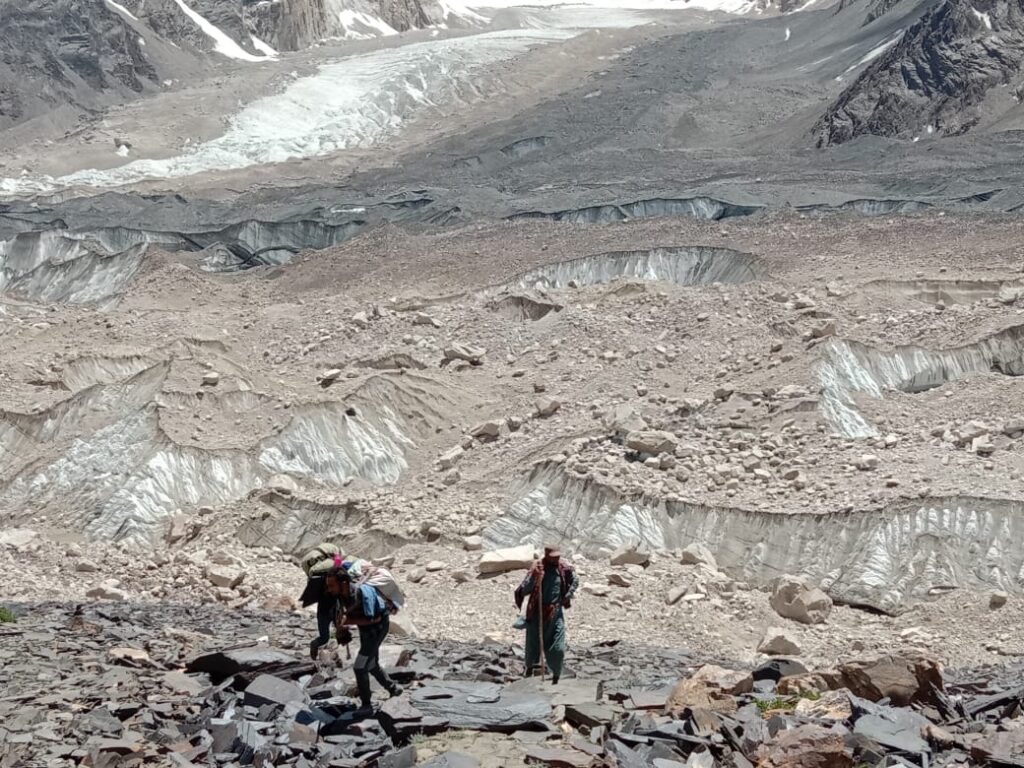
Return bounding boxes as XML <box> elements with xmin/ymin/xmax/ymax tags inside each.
<box><xmin>756</xmin><ymin>697</ymin><xmax>795</xmax><ymax>713</ymax></box>
<box><xmin>0</xmin><ymin>606</ymin><xmax>16</xmax><ymax>624</ymax></box>
<box><xmin>755</xmin><ymin>690</ymin><xmax>821</xmax><ymax>713</ymax></box>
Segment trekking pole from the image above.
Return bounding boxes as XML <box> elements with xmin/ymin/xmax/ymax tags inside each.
<box><xmin>536</xmin><ymin>576</ymin><xmax>546</xmax><ymax>682</ymax></box>
<box><xmin>539</xmin><ymin>605</ymin><xmax>546</xmax><ymax>681</ymax></box>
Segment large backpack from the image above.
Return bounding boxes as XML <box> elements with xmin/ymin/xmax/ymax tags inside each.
<box><xmin>300</xmin><ymin>542</ymin><xmax>342</xmax><ymax>577</ymax></box>
<box><xmin>359</xmin><ymin>566</ymin><xmax>406</xmax><ymax>613</ymax></box>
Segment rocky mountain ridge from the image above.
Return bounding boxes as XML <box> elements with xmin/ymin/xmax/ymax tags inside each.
<box><xmin>0</xmin><ymin>0</ymin><xmax>440</xmax><ymax>131</ymax></box>
<box><xmin>815</xmin><ymin>0</ymin><xmax>1024</xmax><ymax>145</ymax></box>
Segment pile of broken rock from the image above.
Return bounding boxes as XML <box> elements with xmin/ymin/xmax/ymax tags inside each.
<box><xmin>1</xmin><ymin>602</ymin><xmax>1023</xmax><ymax>768</ymax></box>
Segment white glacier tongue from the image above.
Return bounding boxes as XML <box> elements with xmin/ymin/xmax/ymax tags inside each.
<box><xmin>1</xmin><ymin>29</ymin><xmax>570</xmax><ymax>194</ymax></box>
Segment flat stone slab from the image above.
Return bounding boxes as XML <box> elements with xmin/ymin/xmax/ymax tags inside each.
<box><xmin>186</xmin><ymin>647</ymin><xmax>301</xmax><ymax>681</ymax></box>
<box><xmin>243</xmin><ymin>674</ymin><xmax>307</xmax><ymax>710</ymax></box>
<box><xmin>626</xmin><ymin>688</ymin><xmax>672</xmax><ymax>710</ymax></box>
<box><xmin>411</xmin><ymin>682</ymin><xmax>552</xmax><ymax>732</ymax></box>
<box><xmin>565</xmin><ymin>702</ymin><xmax>618</xmax><ymax>729</ymax></box>
<box><xmin>506</xmin><ymin>677</ymin><xmax>599</xmax><ymax>708</ymax></box>
<box><xmin>419</xmin><ymin>753</ymin><xmax>481</xmax><ymax>768</ymax></box>
<box><xmin>524</xmin><ymin>746</ymin><xmax>597</xmax><ymax>767</ymax></box>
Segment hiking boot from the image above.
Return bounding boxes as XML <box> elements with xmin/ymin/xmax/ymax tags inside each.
<box><xmin>551</xmin><ymin>675</ymin><xmax>560</xmax><ymax>685</ymax></box>
<box><xmin>352</xmin><ymin>705</ymin><xmax>374</xmax><ymax>718</ymax></box>
<box><xmin>386</xmin><ymin>683</ymin><xmax>404</xmax><ymax>698</ymax></box>
<box><xmin>309</xmin><ymin>639</ymin><xmax>324</xmax><ymax>661</ymax></box>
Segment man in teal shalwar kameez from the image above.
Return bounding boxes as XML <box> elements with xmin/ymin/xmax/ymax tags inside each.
<box><xmin>514</xmin><ymin>545</ymin><xmax>579</xmax><ymax>684</ymax></box>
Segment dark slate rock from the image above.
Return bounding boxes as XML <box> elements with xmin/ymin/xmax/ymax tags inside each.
<box><xmin>843</xmin><ymin>729</ymin><xmax>884</xmax><ymax>765</ymax></box>
<box><xmin>244</xmin><ymin>675</ymin><xmax>306</xmax><ymax>710</ymax></box>
<box><xmin>187</xmin><ymin>648</ymin><xmax>302</xmax><ymax>682</ymax></box>
<box><xmin>410</xmin><ymin>682</ymin><xmax>551</xmax><ymax>733</ymax></box>
<box><xmin>378</xmin><ymin>745</ymin><xmax>417</xmax><ymax>768</ymax></box>
<box><xmin>626</xmin><ymin>688</ymin><xmax>671</xmax><ymax>710</ymax></box>
<box><xmin>74</xmin><ymin>707</ymin><xmax>125</xmax><ymax>736</ymax></box>
<box><xmin>565</xmin><ymin>702</ymin><xmax>617</xmax><ymax>730</ymax></box>
<box><xmin>209</xmin><ymin>721</ymin><xmax>239</xmax><ymax>754</ymax></box>
<box><xmin>752</xmin><ymin>659</ymin><xmax>809</xmax><ymax>684</ymax></box>
<box><xmin>849</xmin><ymin>696</ymin><xmax>930</xmax><ymax>755</ymax></box>
<box><xmin>605</xmin><ymin>740</ymin><xmax>651</xmax><ymax>768</ymax></box>
<box><xmin>233</xmin><ymin>721</ymin><xmax>267</xmax><ymax>765</ymax></box>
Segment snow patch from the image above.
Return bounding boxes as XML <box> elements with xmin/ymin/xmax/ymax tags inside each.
<box><xmin>250</xmin><ymin>35</ymin><xmax>278</xmax><ymax>57</ymax></box>
<box><xmin>836</xmin><ymin>30</ymin><xmax>902</xmax><ymax>80</ymax></box>
<box><xmin>336</xmin><ymin>9</ymin><xmax>399</xmax><ymax>39</ymax></box>
<box><xmin>116</xmin><ymin>145</ymin><xmax>131</xmax><ymax>158</ymax></box>
<box><xmin>972</xmin><ymin>7</ymin><xmax>993</xmax><ymax>30</ymax></box>
<box><xmin>105</xmin><ymin>0</ymin><xmax>138</xmax><ymax>20</ymax></box>
<box><xmin>171</xmin><ymin>0</ymin><xmax>274</xmax><ymax>62</ymax></box>
<box><xmin>854</xmin><ymin>31</ymin><xmax>902</xmax><ymax>67</ymax></box>
<box><xmin>438</xmin><ymin>0</ymin><xmax>491</xmax><ymax>24</ymax></box>
<box><xmin>785</xmin><ymin>26</ymin><xmax>791</xmax><ymax>41</ymax></box>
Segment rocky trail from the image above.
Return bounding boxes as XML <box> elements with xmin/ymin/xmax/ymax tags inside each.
<box><xmin>2</xmin><ymin>602</ymin><xmax>1024</xmax><ymax>767</ymax></box>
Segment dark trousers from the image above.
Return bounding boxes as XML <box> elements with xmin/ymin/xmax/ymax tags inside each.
<box><xmin>354</xmin><ymin>615</ymin><xmax>397</xmax><ymax>707</ymax></box>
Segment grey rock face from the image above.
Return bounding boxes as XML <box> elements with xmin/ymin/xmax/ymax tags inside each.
<box><xmin>0</xmin><ymin>0</ymin><xmax>166</xmax><ymax>130</ymax></box>
<box><xmin>0</xmin><ymin>0</ymin><xmax>436</xmax><ymax>131</ymax></box>
<box><xmin>815</xmin><ymin>0</ymin><xmax>1024</xmax><ymax>146</ymax></box>
<box><xmin>258</xmin><ymin>0</ymin><xmax>432</xmax><ymax>51</ymax></box>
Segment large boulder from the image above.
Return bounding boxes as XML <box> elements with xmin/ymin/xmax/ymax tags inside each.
<box><xmin>758</xmin><ymin>627</ymin><xmax>802</xmax><ymax>656</ymax></box>
<box><xmin>665</xmin><ymin>664</ymin><xmax>753</xmax><ymax>716</ymax></box>
<box><xmin>266</xmin><ymin>474</ymin><xmax>298</xmax><ymax>495</ymax></box>
<box><xmin>470</xmin><ymin>420</ymin><xmax>505</xmax><ymax>441</ymax></box>
<box><xmin>603</xmin><ymin>404</ymin><xmax>647</xmax><ymax>435</ymax></box>
<box><xmin>86</xmin><ymin>584</ymin><xmax>129</xmax><ymax>601</ymax></box>
<box><xmin>625</xmin><ymin>430</ymin><xmax>677</xmax><ymax>456</ymax></box>
<box><xmin>443</xmin><ymin>343</ymin><xmax>486</xmax><ymax>366</ymax></box>
<box><xmin>207</xmin><ymin>565</ymin><xmax>245</xmax><ymax>589</ymax></box>
<box><xmin>0</xmin><ymin>528</ymin><xmax>38</xmax><ymax>550</ymax></box>
<box><xmin>769</xmin><ymin>575</ymin><xmax>833</xmax><ymax>625</ymax></box>
<box><xmin>389</xmin><ymin>612</ymin><xmax>420</xmax><ymax>638</ymax></box>
<box><xmin>680</xmin><ymin>543</ymin><xmax>717</xmax><ymax>570</ymax></box>
<box><xmin>756</xmin><ymin>724</ymin><xmax>853</xmax><ymax>768</ymax></box>
<box><xmin>838</xmin><ymin>654</ymin><xmax>944</xmax><ymax>707</ymax></box>
<box><xmin>478</xmin><ymin>544</ymin><xmax>537</xmax><ymax>574</ymax></box>
<box><xmin>610</xmin><ymin>544</ymin><xmax>650</xmax><ymax>567</ymax></box>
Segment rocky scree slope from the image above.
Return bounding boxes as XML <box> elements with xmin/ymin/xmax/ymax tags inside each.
<box><xmin>0</xmin><ymin>0</ymin><xmax>177</xmax><ymax>131</ymax></box>
<box><xmin>0</xmin><ymin>0</ymin><xmax>439</xmax><ymax>132</ymax></box>
<box><xmin>815</xmin><ymin>0</ymin><xmax>1024</xmax><ymax>145</ymax></box>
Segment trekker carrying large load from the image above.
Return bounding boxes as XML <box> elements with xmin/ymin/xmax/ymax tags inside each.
<box><xmin>514</xmin><ymin>545</ymin><xmax>579</xmax><ymax>684</ymax></box>
<box><xmin>325</xmin><ymin>565</ymin><xmax>403</xmax><ymax>714</ymax></box>
<box><xmin>299</xmin><ymin>542</ymin><xmax>365</xmax><ymax>660</ymax></box>
<box><xmin>299</xmin><ymin>542</ymin><xmax>405</xmax><ymax>661</ymax></box>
